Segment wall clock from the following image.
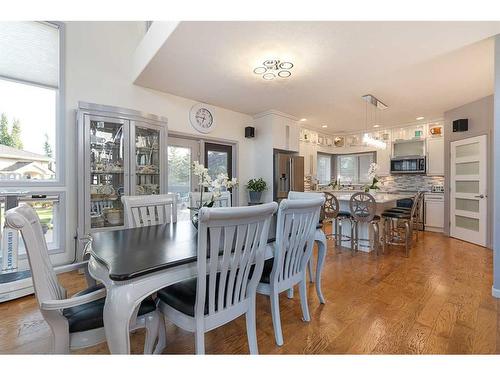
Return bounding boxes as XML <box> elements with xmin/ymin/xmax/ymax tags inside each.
<box><xmin>189</xmin><ymin>103</ymin><xmax>216</xmax><ymax>134</ymax></box>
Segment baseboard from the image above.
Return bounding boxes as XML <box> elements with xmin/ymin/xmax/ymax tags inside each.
<box><xmin>492</xmin><ymin>286</ymin><xmax>500</xmax><ymax>299</ymax></box>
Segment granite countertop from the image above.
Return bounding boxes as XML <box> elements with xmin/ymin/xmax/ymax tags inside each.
<box><xmin>327</xmin><ymin>191</ymin><xmax>414</xmax><ymax>203</ymax></box>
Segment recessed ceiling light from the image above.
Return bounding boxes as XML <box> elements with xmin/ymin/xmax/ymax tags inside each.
<box><xmin>416</xmin><ymin>116</ymin><xmax>424</xmax><ymax>120</ymax></box>
<box><xmin>321</xmin><ymin>125</ymin><xmax>328</xmax><ymax>128</ymax></box>
<box><xmin>373</xmin><ymin>124</ymin><xmax>380</xmax><ymax>128</ymax></box>
<box><xmin>300</xmin><ymin>118</ymin><xmax>307</xmax><ymax>122</ymax></box>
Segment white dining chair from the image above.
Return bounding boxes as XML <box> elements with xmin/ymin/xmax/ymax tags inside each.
<box><xmin>188</xmin><ymin>191</ymin><xmax>231</xmax><ymax>210</ymax></box>
<box><xmin>122</xmin><ymin>193</ymin><xmax>177</xmax><ymax>228</ymax></box>
<box><xmin>257</xmin><ymin>197</ymin><xmax>324</xmax><ymax>346</ymax></box>
<box><xmin>157</xmin><ymin>202</ymin><xmax>278</xmax><ymax>354</ymax></box>
<box><xmin>287</xmin><ymin>191</ymin><xmax>328</xmax><ymax>303</ymax></box>
<box><xmin>4</xmin><ymin>204</ymin><xmax>165</xmax><ymax>354</ymax></box>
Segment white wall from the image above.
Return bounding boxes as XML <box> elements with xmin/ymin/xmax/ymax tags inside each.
<box><xmin>61</xmin><ymin>21</ymin><xmax>256</xmax><ymax>263</ymax></box>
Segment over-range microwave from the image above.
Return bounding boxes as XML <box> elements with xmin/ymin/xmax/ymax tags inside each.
<box><xmin>390</xmin><ymin>156</ymin><xmax>426</xmax><ymax>174</ymax></box>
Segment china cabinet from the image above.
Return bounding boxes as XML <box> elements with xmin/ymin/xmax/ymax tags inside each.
<box><xmin>76</xmin><ymin>102</ymin><xmax>167</xmax><ymax>256</ymax></box>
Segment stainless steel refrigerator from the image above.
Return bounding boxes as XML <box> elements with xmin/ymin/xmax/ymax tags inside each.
<box><xmin>274</xmin><ymin>151</ymin><xmax>305</xmax><ymax>201</ymax></box>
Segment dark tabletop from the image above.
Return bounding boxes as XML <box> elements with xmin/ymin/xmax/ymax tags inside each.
<box><xmin>89</xmin><ymin>219</ymin><xmax>278</xmax><ymax>281</ymax></box>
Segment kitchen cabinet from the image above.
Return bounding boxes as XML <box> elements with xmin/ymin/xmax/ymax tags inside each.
<box><xmin>268</xmin><ymin>114</ymin><xmax>299</xmax><ymax>152</ymax></box>
<box><xmin>426</xmin><ymin>136</ymin><xmax>444</xmax><ymax>176</ymax></box>
<box><xmin>425</xmin><ymin>193</ymin><xmax>444</xmax><ymax>232</ymax></box>
<box><xmin>299</xmin><ymin>141</ymin><xmax>316</xmax><ymax>176</ymax></box>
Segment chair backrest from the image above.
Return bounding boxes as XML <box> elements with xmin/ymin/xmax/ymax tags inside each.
<box><xmin>122</xmin><ymin>194</ymin><xmax>177</xmax><ymax>228</ymax></box>
<box><xmin>195</xmin><ymin>202</ymin><xmax>278</xmax><ymax>319</ymax></box>
<box><xmin>4</xmin><ymin>204</ymin><xmax>66</xmax><ymax>306</ymax></box>
<box><xmin>271</xmin><ymin>197</ymin><xmax>325</xmax><ymax>285</ymax></box>
<box><xmin>288</xmin><ymin>190</ymin><xmax>331</xmax><ymax>221</ymax></box>
<box><xmin>189</xmin><ymin>191</ymin><xmax>231</xmax><ymax>210</ymax></box>
<box><xmin>349</xmin><ymin>192</ymin><xmax>376</xmax><ymax>222</ymax></box>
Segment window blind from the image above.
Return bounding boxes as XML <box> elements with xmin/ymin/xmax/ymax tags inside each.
<box><xmin>0</xmin><ymin>21</ymin><xmax>59</xmax><ymax>89</ymax></box>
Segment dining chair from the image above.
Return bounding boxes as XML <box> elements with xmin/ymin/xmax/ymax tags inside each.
<box><xmin>157</xmin><ymin>202</ymin><xmax>278</xmax><ymax>354</ymax></box>
<box><xmin>188</xmin><ymin>191</ymin><xmax>231</xmax><ymax>209</ymax></box>
<box><xmin>4</xmin><ymin>204</ymin><xmax>165</xmax><ymax>354</ymax></box>
<box><xmin>122</xmin><ymin>193</ymin><xmax>177</xmax><ymax>228</ymax></box>
<box><xmin>287</xmin><ymin>191</ymin><xmax>328</xmax><ymax>303</ymax></box>
<box><xmin>349</xmin><ymin>192</ymin><xmax>382</xmax><ymax>255</ymax></box>
<box><xmin>257</xmin><ymin>196</ymin><xmax>324</xmax><ymax>346</ymax></box>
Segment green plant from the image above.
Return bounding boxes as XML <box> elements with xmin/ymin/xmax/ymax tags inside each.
<box><xmin>246</xmin><ymin>178</ymin><xmax>267</xmax><ymax>192</ymax></box>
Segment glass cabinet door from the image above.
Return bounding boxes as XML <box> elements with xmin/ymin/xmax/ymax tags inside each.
<box><xmin>133</xmin><ymin>123</ymin><xmax>161</xmax><ymax>195</ymax></box>
<box><xmin>87</xmin><ymin>115</ymin><xmax>128</xmax><ymax>229</ymax></box>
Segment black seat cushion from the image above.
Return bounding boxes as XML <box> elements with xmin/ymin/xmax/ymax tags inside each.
<box><xmin>352</xmin><ymin>213</ymin><xmax>381</xmax><ymax>221</ymax></box>
<box><xmin>316</xmin><ymin>222</ymin><xmax>323</xmax><ymax>230</ymax></box>
<box><xmin>337</xmin><ymin>211</ymin><xmax>351</xmax><ymax>218</ymax></box>
<box><xmin>259</xmin><ymin>258</ymin><xmax>275</xmax><ymax>284</ymax></box>
<box><xmin>63</xmin><ymin>284</ymin><xmax>156</xmax><ymax>333</ymax></box>
<box><xmin>386</xmin><ymin>207</ymin><xmax>411</xmax><ymax>212</ymax></box>
<box><xmin>158</xmin><ymin>274</ymin><xmax>229</xmax><ymax>317</ymax></box>
<box><xmin>381</xmin><ymin>211</ymin><xmax>411</xmax><ymax>219</ymax></box>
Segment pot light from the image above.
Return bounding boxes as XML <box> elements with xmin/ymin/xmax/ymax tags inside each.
<box><xmin>373</xmin><ymin>124</ymin><xmax>380</xmax><ymax>128</ymax></box>
<box><xmin>321</xmin><ymin>125</ymin><xmax>328</xmax><ymax>128</ymax></box>
<box><xmin>300</xmin><ymin>118</ymin><xmax>307</xmax><ymax>122</ymax></box>
<box><xmin>416</xmin><ymin>116</ymin><xmax>424</xmax><ymax>120</ymax></box>
<box><xmin>254</xmin><ymin>59</ymin><xmax>293</xmax><ymax>80</ymax></box>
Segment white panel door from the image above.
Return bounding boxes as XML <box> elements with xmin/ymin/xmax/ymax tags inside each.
<box><xmin>450</xmin><ymin>135</ymin><xmax>487</xmax><ymax>246</ymax></box>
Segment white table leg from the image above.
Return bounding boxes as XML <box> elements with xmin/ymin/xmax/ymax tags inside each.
<box><xmin>103</xmin><ymin>286</ymin><xmax>136</xmax><ymax>354</ymax></box>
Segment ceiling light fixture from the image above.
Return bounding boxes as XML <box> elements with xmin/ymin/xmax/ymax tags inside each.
<box><xmin>416</xmin><ymin>116</ymin><xmax>424</xmax><ymax>120</ymax></box>
<box><xmin>322</xmin><ymin>125</ymin><xmax>328</xmax><ymax>128</ymax></box>
<box><xmin>300</xmin><ymin>118</ymin><xmax>307</xmax><ymax>122</ymax></box>
<box><xmin>362</xmin><ymin>94</ymin><xmax>387</xmax><ymax>150</ymax></box>
<box><xmin>253</xmin><ymin>59</ymin><xmax>293</xmax><ymax>80</ymax></box>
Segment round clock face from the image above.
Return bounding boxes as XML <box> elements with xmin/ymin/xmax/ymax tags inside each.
<box><xmin>190</xmin><ymin>104</ymin><xmax>216</xmax><ymax>133</ymax></box>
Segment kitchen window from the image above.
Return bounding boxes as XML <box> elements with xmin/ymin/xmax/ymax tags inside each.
<box><xmin>317</xmin><ymin>153</ymin><xmax>333</xmax><ymax>185</ymax></box>
<box><xmin>336</xmin><ymin>152</ymin><xmax>375</xmax><ymax>184</ymax></box>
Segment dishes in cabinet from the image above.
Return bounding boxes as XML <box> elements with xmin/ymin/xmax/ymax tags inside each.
<box><xmin>102</xmin><ymin>208</ymin><xmax>123</xmax><ymax>225</ymax></box>
<box><xmin>137</xmin><ymin>164</ymin><xmax>158</xmax><ymax>174</ymax></box>
<box><xmin>136</xmin><ymin>184</ymin><xmax>159</xmax><ymax>195</ymax></box>
<box><xmin>334</xmin><ymin>136</ymin><xmax>344</xmax><ymax>147</ymax></box>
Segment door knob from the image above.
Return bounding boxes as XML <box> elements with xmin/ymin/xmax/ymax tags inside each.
<box><xmin>474</xmin><ymin>194</ymin><xmax>485</xmax><ymax>199</ymax></box>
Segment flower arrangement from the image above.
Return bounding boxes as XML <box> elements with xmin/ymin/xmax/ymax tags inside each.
<box><xmin>365</xmin><ymin>162</ymin><xmax>380</xmax><ymax>192</ymax></box>
<box><xmin>190</xmin><ymin>161</ymin><xmax>238</xmax><ymax>224</ymax></box>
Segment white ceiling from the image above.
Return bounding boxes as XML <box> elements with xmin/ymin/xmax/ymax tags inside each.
<box><xmin>134</xmin><ymin>21</ymin><xmax>500</xmax><ymax>133</ymax></box>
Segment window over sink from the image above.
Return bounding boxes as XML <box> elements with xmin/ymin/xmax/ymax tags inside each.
<box><xmin>336</xmin><ymin>152</ymin><xmax>375</xmax><ymax>185</ymax></box>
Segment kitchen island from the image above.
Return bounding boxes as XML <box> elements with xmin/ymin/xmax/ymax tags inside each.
<box><xmin>323</xmin><ymin>191</ymin><xmax>414</xmax><ymax>252</ymax></box>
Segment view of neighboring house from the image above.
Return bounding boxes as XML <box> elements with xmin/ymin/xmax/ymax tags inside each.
<box><xmin>0</xmin><ymin>145</ymin><xmax>54</xmax><ymax>180</ymax></box>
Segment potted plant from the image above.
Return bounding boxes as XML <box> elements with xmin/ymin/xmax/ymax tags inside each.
<box><xmin>246</xmin><ymin>178</ymin><xmax>267</xmax><ymax>204</ymax></box>
<box><xmin>365</xmin><ymin>162</ymin><xmax>380</xmax><ymax>194</ymax></box>
<box><xmin>190</xmin><ymin>161</ymin><xmax>238</xmax><ymax>228</ymax></box>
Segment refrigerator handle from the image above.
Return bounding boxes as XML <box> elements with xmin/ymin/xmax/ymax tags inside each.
<box><xmin>289</xmin><ymin>158</ymin><xmax>293</xmax><ymax>192</ymax></box>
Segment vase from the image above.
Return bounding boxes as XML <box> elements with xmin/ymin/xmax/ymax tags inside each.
<box><xmin>248</xmin><ymin>191</ymin><xmax>263</xmax><ymax>204</ymax></box>
<box><xmin>191</xmin><ymin>212</ymin><xmax>199</xmax><ymax>230</ymax></box>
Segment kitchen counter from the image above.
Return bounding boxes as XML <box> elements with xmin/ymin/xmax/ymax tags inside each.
<box><xmin>331</xmin><ymin>192</ymin><xmax>414</xmax><ymax>203</ymax></box>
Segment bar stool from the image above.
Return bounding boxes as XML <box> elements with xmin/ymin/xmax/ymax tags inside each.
<box><xmin>383</xmin><ymin>191</ymin><xmax>423</xmax><ymax>242</ymax></box>
<box><xmin>348</xmin><ymin>192</ymin><xmax>382</xmax><ymax>255</ymax></box>
<box><xmin>381</xmin><ymin>192</ymin><xmax>423</xmax><ymax>257</ymax></box>
<box><xmin>323</xmin><ymin>192</ymin><xmax>352</xmax><ymax>248</ymax></box>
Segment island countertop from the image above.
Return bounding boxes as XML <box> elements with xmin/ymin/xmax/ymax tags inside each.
<box><xmin>326</xmin><ymin>191</ymin><xmax>414</xmax><ymax>204</ymax></box>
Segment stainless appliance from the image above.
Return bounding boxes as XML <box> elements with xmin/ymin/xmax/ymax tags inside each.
<box><xmin>390</xmin><ymin>156</ymin><xmax>426</xmax><ymax>174</ymax></box>
<box><xmin>77</xmin><ymin>102</ymin><xmax>167</xmax><ymax>258</ymax></box>
<box><xmin>274</xmin><ymin>151</ymin><xmax>304</xmax><ymax>200</ymax></box>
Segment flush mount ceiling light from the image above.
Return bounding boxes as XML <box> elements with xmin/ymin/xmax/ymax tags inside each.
<box><xmin>253</xmin><ymin>59</ymin><xmax>293</xmax><ymax>80</ymax></box>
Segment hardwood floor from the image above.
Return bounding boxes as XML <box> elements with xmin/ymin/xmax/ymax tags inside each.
<box><xmin>1</xmin><ymin>229</ymin><xmax>498</xmax><ymax>354</ymax></box>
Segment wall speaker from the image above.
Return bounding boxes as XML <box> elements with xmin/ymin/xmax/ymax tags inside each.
<box><xmin>245</xmin><ymin>126</ymin><xmax>255</xmax><ymax>138</ymax></box>
<box><xmin>453</xmin><ymin>118</ymin><xmax>468</xmax><ymax>132</ymax></box>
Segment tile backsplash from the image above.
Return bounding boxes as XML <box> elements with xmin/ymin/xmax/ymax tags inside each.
<box><xmin>378</xmin><ymin>175</ymin><xmax>444</xmax><ymax>193</ymax></box>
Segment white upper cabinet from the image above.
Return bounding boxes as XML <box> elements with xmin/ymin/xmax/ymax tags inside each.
<box><xmin>427</xmin><ymin>136</ymin><xmax>444</xmax><ymax>175</ymax></box>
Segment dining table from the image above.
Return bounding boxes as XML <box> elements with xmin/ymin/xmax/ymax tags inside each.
<box><xmin>86</xmin><ymin>217</ymin><xmax>326</xmax><ymax>354</ymax></box>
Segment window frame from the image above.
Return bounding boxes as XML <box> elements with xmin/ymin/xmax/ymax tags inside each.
<box><xmin>335</xmin><ymin>151</ymin><xmax>377</xmax><ymax>185</ymax></box>
<box><xmin>0</xmin><ymin>21</ymin><xmax>65</xmax><ymax>188</ymax></box>
<box><xmin>316</xmin><ymin>152</ymin><xmax>333</xmax><ymax>185</ymax></box>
